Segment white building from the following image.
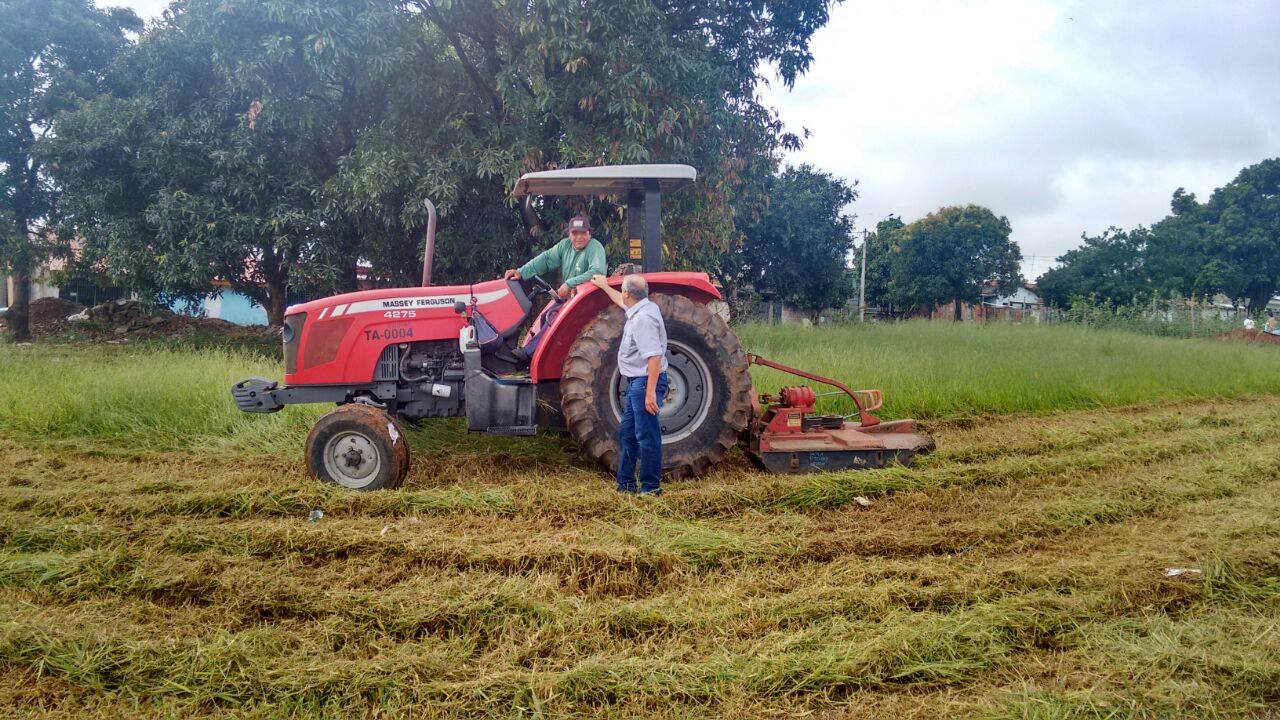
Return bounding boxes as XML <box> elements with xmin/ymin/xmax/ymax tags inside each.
<box><xmin>2</xmin><ymin>270</ymin><xmax>61</xmax><ymax>309</ymax></box>
<box><xmin>987</xmin><ymin>284</ymin><xmax>1042</xmax><ymax>310</ymax></box>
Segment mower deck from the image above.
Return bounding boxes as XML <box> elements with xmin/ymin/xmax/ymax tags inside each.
<box><xmin>743</xmin><ymin>353</ymin><xmax>936</xmax><ymax>474</ymax></box>
<box><xmin>749</xmin><ymin>418</ymin><xmax>935</xmax><ymax>473</ymax></box>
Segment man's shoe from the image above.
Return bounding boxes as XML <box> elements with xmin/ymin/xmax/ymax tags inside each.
<box><xmin>638</xmin><ymin>488</ymin><xmax>663</xmax><ymax>498</ymax></box>
<box><xmin>616</xmin><ymin>486</ymin><xmax>638</xmax><ymax>494</ymax></box>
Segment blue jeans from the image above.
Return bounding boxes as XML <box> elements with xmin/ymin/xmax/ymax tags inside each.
<box><xmin>617</xmin><ymin>373</ymin><xmax>668</xmax><ymax>494</ymax></box>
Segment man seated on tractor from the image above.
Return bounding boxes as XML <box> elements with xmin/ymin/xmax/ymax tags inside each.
<box><xmin>504</xmin><ymin>215</ymin><xmax>607</xmax><ymax>361</ymax></box>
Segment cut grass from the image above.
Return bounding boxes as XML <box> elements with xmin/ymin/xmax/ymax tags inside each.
<box><xmin>2</xmin><ymin>328</ymin><xmax>1280</xmax><ymax>717</ymax></box>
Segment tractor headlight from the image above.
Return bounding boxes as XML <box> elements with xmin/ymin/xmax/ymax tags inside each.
<box><xmin>282</xmin><ymin>312</ymin><xmax>306</xmax><ymax>374</ymax></box>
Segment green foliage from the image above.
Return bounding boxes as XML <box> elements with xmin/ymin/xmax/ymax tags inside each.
<box><xmin>1036</xmin><ymin>228</ymin><xmax>1147</xmax><ymax>307</ymax></box>
<box><xmin>1143</xmin><ymin>188</ymin><xmax>1213</xmax><ymax>297</ymax></box>
<box><xmin>1041</xmin><ymin>158</ymin><xmax>1280</xmax><ymax>311</ymax></box>
<box><xmin>347</xmin><ymin>0</ymin><xmax>836</xmax><ymax>281</ymax></box>
<box><xmin>40</xmin><ymin>0</ymin><xmax>836</xmax><ymax>320</ymax></box>
<box><xmin>728</xmin><ymin>164</ymin><xmax>857</xmax><ymax>314</ymax></box>
<box><xmin>0</xmin><ymin>0</ymin><xmax>139</xmax><ymax>339</ymax></box>
<box><xmin>884</xmin><ymin>205</ymin><xmax>1022</xmax><ymax>316</ymax></box>
<box><xmin>43</xmin><ymin>0</ymin><xmax>417</xmax><ymax>323</ymax></box>
<box><xmin>1198</xmin><ymin>158</ymin><xmax>1280</xmax><ymax>310</ymax></box>
<box><xmin>860</xmin><ymin>214</ymin><xmax>902</xmax><ymax>310</ymax></box>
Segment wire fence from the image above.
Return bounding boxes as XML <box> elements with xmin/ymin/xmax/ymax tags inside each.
<box><xmin>736</xmin><ymin>296</ymin><xmax>1261</xmax><ymax>339</ymax></box>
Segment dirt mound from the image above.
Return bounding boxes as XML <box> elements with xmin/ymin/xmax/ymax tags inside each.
<box><xmin>4</xmin><ymin>297</ymin><xmax>278</xmax><ymax>347</ymax></box>
<box><xmin>1212</xmin><ymin>328</ymin><xmax>1280</xmax><ymax>345</ymax></box>
<box><xmin>27</xmin><ymin>297</ymin><xmax>85</xmax><ymax>334</ymax></box>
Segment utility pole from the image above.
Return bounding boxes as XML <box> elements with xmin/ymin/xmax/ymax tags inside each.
<box><xmin>859</xmin><ymin>229</ymin><xmax>868</xmax><ymax>322</ymax></box>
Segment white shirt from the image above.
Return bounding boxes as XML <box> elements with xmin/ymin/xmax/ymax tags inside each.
<box><xmin>617</xmin><ymin>298</ymin><xmax>668</xmax><ymax>378</ymax></box>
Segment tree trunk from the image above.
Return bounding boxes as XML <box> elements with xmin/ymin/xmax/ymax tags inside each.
<box><xmin>953</xmin><ymin>297</ymin><xmax>962</xmax><ymax>321</ymax></box>
<box><xmin>340</xmin><ymin>221</ymin><xmax>361</xmax><ymax>292</ymax></box>
<box><xmin>336</xmin><ymin>259</ymin><xmax>357</xmax><ymax>293</ymax></box>
<box><xmin>7</xmin><ymin>268</ymin><xmax>31</xmax><ymax>342</ymax></box>
<box><xmin>1247</xmin><ymin>288</ymin><xmax>1273</xmax><ymax>315</ymax></box>
<box><xmin>517</xmin><ymin>196</ymin><xmax>543</xmax><ymax>259</ymax></box>
<box><xmin>710</xmin><ymin>267</ymin><xmax>738</xmax><ymax>313</ymax></box>
<box><xmin>265</xmin><ymin>280</ymin><xmax>287</xmax><ymax>327</ymax></box>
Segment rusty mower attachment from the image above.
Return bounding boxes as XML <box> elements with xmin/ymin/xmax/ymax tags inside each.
<box><xmin>745</xmin><ymin>354</ymin><xmax>935</xmax><ymax>473</ymax></box>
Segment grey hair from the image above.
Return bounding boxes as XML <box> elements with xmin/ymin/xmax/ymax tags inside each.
<box><xmin>622</xmin><ymin>274</ymin><xmax>649</xmax><ymax>299</ymax></box>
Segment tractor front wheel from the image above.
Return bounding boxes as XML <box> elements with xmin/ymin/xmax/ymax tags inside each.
<box><xmin>561</xmin><ymin>293</ymin><xmax>753</xmax><ymax>478</ymax></box>
<box><xmin>306</xmin><ymin>404</ymin><xmax>410</xmax><ymax>491</ymax></box>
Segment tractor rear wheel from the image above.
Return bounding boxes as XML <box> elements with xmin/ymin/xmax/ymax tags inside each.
<box><xmin>306</xmin><ymin>404</ymin><xmax>410</xmax><ymax>491</ymax></box>
<box><xmin>561</xmin><ymin>293</ymin><xmax>753</xmax><ymax>478</ymax></box>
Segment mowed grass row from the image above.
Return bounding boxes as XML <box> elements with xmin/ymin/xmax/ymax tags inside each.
<box><xmin>3</xmin><ymin>323</ymin><xmax>1280</xmax><ymax>458</ymax></box>
<box><xmin>1</xmin><ymin>398</ymin><xmax>1279</xmax><ymax>717</ymax></box>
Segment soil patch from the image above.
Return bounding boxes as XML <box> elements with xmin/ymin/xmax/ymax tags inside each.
<box><xmin>26</xmin><ymin>297</ymin><xmax>86</xmax><ymax>335</ymax></box>
<box><xmin>3</xmin><ymin>297</ymin><xmax>278</xmax><ymax>348</ymax></box>
<box><xmin>1212</xmin><ymin>328</ymin><xmax>1280</xmax><ymax>345</ymax></box>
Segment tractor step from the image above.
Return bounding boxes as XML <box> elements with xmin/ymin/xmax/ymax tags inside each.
<box><xmin>485</xmin><ymin>425</ymin><xmax>538</xmax><ymax>436</ymax></box>
<box><xmin>232</xmin><ymin>377</ymin><xmax>283</xmax><ymax>413</ymax></box>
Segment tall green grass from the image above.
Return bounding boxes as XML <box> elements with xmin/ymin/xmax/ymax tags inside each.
<box><xmin>738</xmin><ymin>322</ymin><xmax>1280</xmax><ymax>419</ymax></box>
<box><xmin>2</xmin><ymin>323</ymin><xmax>1279</xmax><ymax>454</ymax></box>
<box><xmin>0</xmin><ymin>345</ymin><xmax>320</xmax><ymax>454</ymax></box>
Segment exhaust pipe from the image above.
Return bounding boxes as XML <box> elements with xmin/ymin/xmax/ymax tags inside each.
<box><xmin>421</xmin><ymin>198</ymin><xmax>437</xmax><ymax>287</ymax></box>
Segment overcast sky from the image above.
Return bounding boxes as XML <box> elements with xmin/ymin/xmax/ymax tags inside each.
<box><xmin>105</xmin><ymin>0</ymin><xmax>1280</xmax><ymax>279</ymax></box>
<box><xmin>764</xmin><ymin>0</ymin><xmax>1280</xmax><ymax>277</ymax></box>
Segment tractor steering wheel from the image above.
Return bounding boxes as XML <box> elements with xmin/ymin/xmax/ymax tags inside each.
<box><xmin>526</xmin><ymin>275</ymin><xmax>556</xmax><ymax>298</ymax></box>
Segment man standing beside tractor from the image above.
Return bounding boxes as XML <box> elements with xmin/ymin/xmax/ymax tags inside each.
<box><xmin>591</xmin><ymin>273</ymin><xmax>669</xmax><ymax>496</ymax></box>
<box><xmin>504</xmin><ymin>215</ymin><xmax>607</xmax><ymax>360</ymax></box>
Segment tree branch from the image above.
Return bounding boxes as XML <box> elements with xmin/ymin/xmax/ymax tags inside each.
<box><xmin>417</xmin><ymin>1</ymin><xmax>504</xmax><ymax>118</ymax></box>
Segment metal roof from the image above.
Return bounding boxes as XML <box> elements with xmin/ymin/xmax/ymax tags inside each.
<box><xmin>513</xmin><ymin>164</ymin><xmax>697</xmax><ymax>197</ymax></box>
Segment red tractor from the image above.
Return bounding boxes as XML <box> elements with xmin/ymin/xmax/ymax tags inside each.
<box><xmin>233</xmin><ymin>165</ymin><xmax>933</xmax><ymax>490</ymax></box>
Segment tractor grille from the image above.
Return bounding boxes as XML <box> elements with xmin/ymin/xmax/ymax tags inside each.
<box><xmin>301</xmin><ymin>316</ymin><xmax>353</xmax><ymax>370</ymax></box>
<box><xmin>374</xmin><ymin>345</ymin><xmax>399</xmax><ymax>381</ymax></box>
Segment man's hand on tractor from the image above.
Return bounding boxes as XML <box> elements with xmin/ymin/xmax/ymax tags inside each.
<box><xmin>503</xmin><ymin>268</ymin><xmax>521</xmax><ymax>280</ymax></box>
<box><xmin>590</xmin><ymin>275</ymin><xmax>627</xmax><ymax>309</ymax></box>
<box><xmin>556</xmin><ymin>283</ymin><xmax>572</xmax><ymax>299</ymax></box>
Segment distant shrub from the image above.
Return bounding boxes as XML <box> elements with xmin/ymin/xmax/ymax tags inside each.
<box><xmin>1061</xmin><ymin>295</ymin><xmax>1243</xmax><ymax>338</ymax></box>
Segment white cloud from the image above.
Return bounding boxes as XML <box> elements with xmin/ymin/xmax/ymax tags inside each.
<box><xmin>764</xmin><ymin>0</ymin><xmax>1280</xmax><ymax>278</ymax></box>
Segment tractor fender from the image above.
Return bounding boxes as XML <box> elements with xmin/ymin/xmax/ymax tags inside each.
<box><xmin>528</xmin><ymin>271</ymin><xmax>722</xmax><ymax>382</ymax></box>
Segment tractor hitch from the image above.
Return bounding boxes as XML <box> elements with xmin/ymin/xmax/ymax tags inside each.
<box><xmin>232</xmin><ymin>377</ymin><xmax>284</xmax><ymax>413</ymax></box>
<box><xmin>744</xmin><ymin>354</ymin><xmax>935</xmax><ymax>473</ymax></box>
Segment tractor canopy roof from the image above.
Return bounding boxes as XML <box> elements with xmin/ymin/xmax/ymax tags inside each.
<box><xmin>513</xmin><ymin>164</ymin><xmax>696</xmax><ymax>197</ymax></box>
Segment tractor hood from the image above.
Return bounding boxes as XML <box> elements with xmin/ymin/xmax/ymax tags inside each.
<box><xmin>285</xmin><ymin>278</ymin><xmax>525</xmax><ymax>321</ymax></box>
